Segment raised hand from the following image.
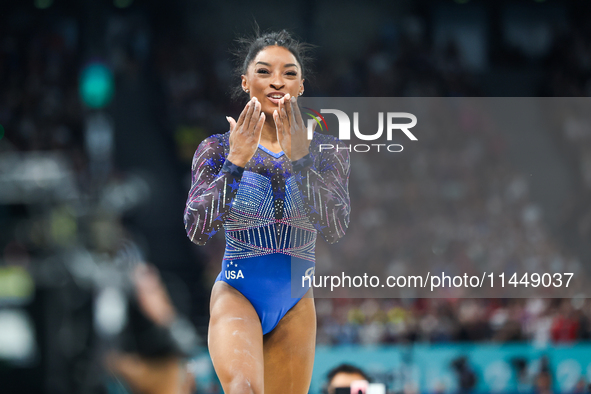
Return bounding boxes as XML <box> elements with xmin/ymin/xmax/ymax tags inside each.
<box><xmin>273</xmin><ymin>93</ymin><xmax>314</xmax><ymax>161</ymax></box>
<box><xmin>226</xmin><ymin>97</ymin><xmax>266</xmax><ymax>167</ymax></box>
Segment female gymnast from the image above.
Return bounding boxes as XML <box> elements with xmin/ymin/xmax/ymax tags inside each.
<box><xmin>184</xmin><ymin>29</ymin><xmax>350</xmax><ymax>393</ymax></box>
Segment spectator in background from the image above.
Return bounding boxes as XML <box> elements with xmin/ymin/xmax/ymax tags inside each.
<box><xmin>451</xmin><ymin>356</ymin><xmax>477</xmax><ymax>394</ymax></box>
<box><xmin>551</xmin><ymin>299</ymin><xmax>580</xmax><ymax>343</ymax></box>
<box><xmin>325</xmin><ymin>363</ymin><xmax>370</xmax><ymax>394</ymax></box>
<box><xmin>534</xmin><ymin>356</ymin><xmax>553</xmax><ymax>394</ymax></box>
<box><xmin>106</xmin><ymin>264</ymin><xmax>197</xmax><ymax>394</ymax></box>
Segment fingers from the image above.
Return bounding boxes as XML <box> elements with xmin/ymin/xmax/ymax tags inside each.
<box><xmin>250</xmin><ymin>99</ymin><xmax>262</xmax><ymax>133</ymax></box>
<box><xmin>235</xmin><ymin>100</ymin><xmax>251</xmax><ymax>131</ymax></box>
<box><xmin>281</xmin><ymin>106</ymin><xmax>289</xmax><ymax>133</ymax></box>
<box><xmin>273</xmin><ymin>109</ymin><xmax>284</xmax><ymax>137</ymax></box>
<box><xmin>234</xmin><ymin>97</ymin><xmax>263</xmax><ymax>135</ymax></box>
<box><xmin>277</xmin><ymin>96</ymin><xmax>283</xmax><ymax>125</ymax></box>
<box><xmin>276</xmin><ymin>97</ymin><xmax>288</xmax><ymax>136</ymax></box>
<box><xmin>254</xmin><ymin>112</ymin><xmax>265</xmax><ymax>142</ymax></box>
<box><xmin>245</xmin><ymin>98</ymin><xmax>263</xmax><ymax>133</ymax></box>
<box><xmin>243</xmin><ymin>97</ymin><xmax>257</xmax><ymax>131</ymax></box>
<box><xmin>291</xmin><ymin>96</ymin><xmax>304</xmax><ymax>131</ymax></box>
<box><xmin>226</xmin><ymin>116</ymin><xmax>236</xmax><ymax>132</ymax></box>
<box><xmin>283</xmin><ymin>94</ymin><xmax>293</xmax><ymax>129</ymax></box>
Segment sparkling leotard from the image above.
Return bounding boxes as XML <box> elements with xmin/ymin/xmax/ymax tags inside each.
<box><xmin>184</xmin><ymin>130</ymin><xmax>350</xmax><ymax>334</ymax></box>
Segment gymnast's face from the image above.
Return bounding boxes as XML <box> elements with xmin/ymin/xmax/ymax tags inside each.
<box><xmin>241</xmin><ymin>45</ymin><xmax>305</xmax><ymax>118</ymax></box>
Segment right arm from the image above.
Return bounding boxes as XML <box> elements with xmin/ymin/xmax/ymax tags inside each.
<box><xmin>184</xmin><ymin>97</ymin><xmax>265</xmax><ymax>245</ymax></box>
<box><xmin>183</xmin><ymin>135</ymin><xmax>244</xmax><ymax>246</ymax></box>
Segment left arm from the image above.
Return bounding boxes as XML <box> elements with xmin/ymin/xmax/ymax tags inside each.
<box><xmin>290</xmin><ymin>139</ymin><xmax>351</xmax><ymax>243</ymax></box>
<box><xmin>273</xmin><ymin>94</ymin><xmax>351</xmax><ymax>243</ymax></box>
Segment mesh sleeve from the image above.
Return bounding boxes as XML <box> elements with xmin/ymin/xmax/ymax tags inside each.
<box><xmin>184</xmin><ymin>135</ymin><xmax>244</xmax><ymax>245</ymax></box>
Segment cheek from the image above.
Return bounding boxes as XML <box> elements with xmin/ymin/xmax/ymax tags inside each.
<box><xmin>289</xmin><ymin>80</ymin><xmax>302</xmax><ymax>93</ymax></box>
<box><xmin>253</xmin><ymin>79</ymin><xmax>269</xmax><ymax>93</ymax></box>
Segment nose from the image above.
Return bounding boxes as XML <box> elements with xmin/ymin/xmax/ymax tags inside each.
<box><xmin>270</xmin><ymin>72</ymin><xmax>285</xmax><ymax>90</ymax></box>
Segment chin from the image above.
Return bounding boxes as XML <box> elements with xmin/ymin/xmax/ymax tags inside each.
<box><xmin>261</xmin><ymin>107</ymin><xmax>274</xmax><ymax>118</ymax></box>
<box><xmin>262</xmin><ymin>103</ymin><xmax>276</xmax><ymax>113</ymax></box>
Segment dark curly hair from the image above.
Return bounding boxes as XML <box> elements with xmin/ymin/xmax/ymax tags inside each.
<box><xmin>230</xmin><ymin>24</ymin><xmax>315</xmax><ymax>100</ymax></box>
<box><xmin>326</xmin><ymin>363</ymin><xmax>370</xmax><ymax>384</ymax></box>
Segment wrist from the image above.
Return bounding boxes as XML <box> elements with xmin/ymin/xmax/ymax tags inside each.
<box><xmin>226</xmin><ymin>154</ymin><xmax>248</xmax><ymax>168</ymax></box>
<box><xmin>291</xmin><ymin>153</ymin><xmax>313</xmax><ymax>172</ymax></box>
<box><xmin>291</xmin><ymin>149</ymin><xmax>310</xmax><ymax>162</ymax></box>
<box><xmin>222</xmin><ymin>158</ymin><xmax>245</xmax><ymax>177</ymax></box>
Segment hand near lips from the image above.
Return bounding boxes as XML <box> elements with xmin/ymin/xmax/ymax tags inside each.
<box><xmin>273</xmin><ymin>93</ymin><xmax>315</xmax><ymax>161</ymax></box>
<box><xmin>226</xmin><ymin>97</ymin><xmax>265</xmax><ymax>167</ymax></box>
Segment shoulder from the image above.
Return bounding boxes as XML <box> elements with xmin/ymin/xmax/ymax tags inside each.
<box><xmin>191</xmin><ymin>132</ymin><xmax>230</xmax><ymax>170</ymax></box>
<box><xmin>196</xmin><ymin>131</ymin><xmax>230</xmax><ymax>153</ymax></box>
<box><xmin>202</xmin><ymin>131</ymin><xmax>229</xmax><ymax>146</ymax></box>
<box><xmin>311</xmin><ymin>131</ymin><xmax>340</xmax><ymax>145</ymax></box>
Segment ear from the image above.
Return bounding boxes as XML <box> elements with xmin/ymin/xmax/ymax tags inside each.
<box><xmin>241</xmin><ymin>75</ymin><xmax>248</xmax><ymax>93</ymax></box>
<box><xmin>299</xmin><ymin>79</ymin><xmax>305</xmax><ymax>96</ymax></box>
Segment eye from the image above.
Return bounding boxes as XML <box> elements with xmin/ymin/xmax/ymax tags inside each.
<box><xmin>286</xmin><ymin>71</ymin><xmax>297</xmax><ymax>76</ymax></box>
<box><xmin>256</xmin><ymin>68</ymin><xmax>270</xmax><ymax>74</ymax></box>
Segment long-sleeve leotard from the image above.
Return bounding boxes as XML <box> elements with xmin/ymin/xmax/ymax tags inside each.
<box><xmin>183</xmin><ymin>130</ymin><xmax>350</xmax><ymax>259</ymax></box>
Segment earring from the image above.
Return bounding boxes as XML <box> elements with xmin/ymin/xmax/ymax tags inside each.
<box><xmin>298</xmin><ymin>92</ymin><xmax>303</xmax><ymax>96</ymax></box>
<box><xmin>244</xmin><ymin>89</ymin><xmax>250</xmax><ymax>93</ymax></box>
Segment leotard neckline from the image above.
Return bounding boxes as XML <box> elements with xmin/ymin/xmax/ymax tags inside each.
<box><xmin>258</xmin><ymin>144</ymin><xmax>284</xmax><ymax>158</ymax></box>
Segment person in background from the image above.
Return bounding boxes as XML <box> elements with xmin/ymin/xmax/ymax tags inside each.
<box><xmin>325</xmin><ymin>363</ymin><xmax>370</xmax><ymax>394</ymax></box>
<box><xmin>106</xmin><ymin>264</ymin><xmax>197</xmax><ymax>394</ymax></box>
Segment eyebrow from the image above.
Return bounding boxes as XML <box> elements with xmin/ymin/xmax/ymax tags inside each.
<box><xmin>255</xmin><ymin>61</ymin><xmax>299</xmax><ymax>69</ymax></box>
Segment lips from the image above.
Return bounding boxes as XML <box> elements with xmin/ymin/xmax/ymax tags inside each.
<box><xmin>266</xmin><ymin>92</ymin><xmax>286</xmax><ymax>105</ymax></box>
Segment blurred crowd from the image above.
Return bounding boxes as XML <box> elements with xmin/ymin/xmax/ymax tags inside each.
<box><xmin>0</xmin><ymin>15</ymin><xmax>83</xmax><ymax>155</ymax></box>
<box><xmin>0</xmin><ymin>14</ymin><xmax>94</xmax><ymax>271</ymax></box>
<box><xmin>315</xmin><ymin>297</ymin><xmax>590</xmax><ymax>346</ymax></box>
<box><xmin>543</xmin><ymin>31</ymin><xmax>591</xmax><ymax>266</ymax></box>
<box><xmin>0</xmin><ymin>12</ymin><xmax>198</xmax><ymax>394</ymax></box>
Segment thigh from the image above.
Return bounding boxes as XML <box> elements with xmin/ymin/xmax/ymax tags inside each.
<box><xmin>208</xmin><ymin>281</ymin><xmax>264</xmax><ymax>393</ymax></box>
<box><xmin>263</xmin><ymin>289</ymin><xmax>316</xmax><ymax>394</ymax></box>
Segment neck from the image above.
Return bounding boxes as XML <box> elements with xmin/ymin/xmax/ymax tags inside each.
<box><xmin>260</xmin><ymin>116</ymin><xmax>278</xmax><ymax>145</ymax></box>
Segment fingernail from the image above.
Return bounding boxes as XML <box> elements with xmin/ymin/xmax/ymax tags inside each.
<box><xmin>226</xmin><ymin>116</ymin><xmax>231</xmax><ymax>122</ymax></box>
<box><xmin>291</xmin><ymin>96</ymin><xmax>296</xmax><ymax>103</ymax></box>
<box><xmin>285</xmin><ymin>93</ymin><xmax>291</xmax><ymax>100</ymax></box>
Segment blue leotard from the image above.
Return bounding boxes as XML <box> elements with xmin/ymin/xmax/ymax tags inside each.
<box><xmin>184</xmin><ymin>130</ymin><xmax>350</xmax><ymax>335</ymax></box>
